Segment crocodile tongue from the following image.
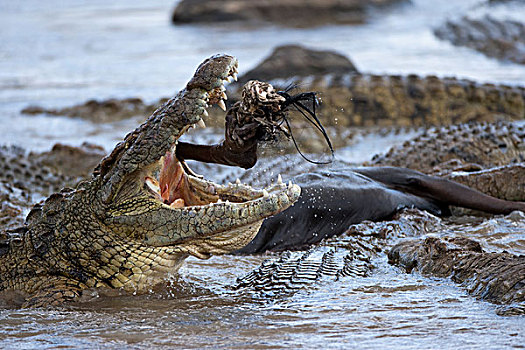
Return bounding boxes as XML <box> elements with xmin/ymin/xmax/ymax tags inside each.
<box><xmin>159</xmin><ymin>150</ymin><xmax>185</xmax><ymax>206</ymax></box>
<box><xmin>145</xmin><ymin>151</ymin><xmax>187</xmax><ymax>208</ymax></box>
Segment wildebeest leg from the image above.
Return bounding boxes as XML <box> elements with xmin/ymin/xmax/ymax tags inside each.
<box><xmin>176</xmin><ymin>141</ymin><xmax>257</xmax><ymax>169</ymax></box>
<box><xmin>175</xmin><ymin>98</ymin><xmax>260</xmax><ymax>169</ymax></box>
<box><xmin>354</xmin><ymin>167</ymin><xmax>525</xmax><ymax>215</ymax></box>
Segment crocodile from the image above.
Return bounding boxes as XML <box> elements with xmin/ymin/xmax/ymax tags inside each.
<box><xmin>0</xmin><ymin>143</ymin><xmax>106</xmax><ymax>199</ymax></box>
<box><xmin>21</xmin><ymin>46</ymin><xmax>525</xmax><ymax>134</ymax></box>
<box><xmin>0</xmin><ymin>55</ymin><xmax>300</xmax><ymax>307</ymax></box>
<box><xmin>389</xmin><ymin>234</ymin><xmax>525</xmax><ymax>316</ymax></box>
<box><xmin>370</xmin><ymin>120</ymin><xmax>525</xmax><ymax>202</ymax></box>
<box><xmin>234</xmin><ymin>208</ymin><xmax>440</xmax><ymax>294</ymax></box>
<box><xmin>370</xmin><ymin>121</ymin><xmax>525</xmax><ymax>175</ymax></box>
<box><xmin>20</xmin><ymin>98</ymin><xmax>160</xmax><ymax>124</ymax></box>
<box><xmin>0</xmin><ymin>143</ymin><xmax>108</xmax><ymax>231</ymax></box>
<box><xmin>230</xmin><ymin>45</ymin><xmax>525</xmax><ymax>128</ymax></box>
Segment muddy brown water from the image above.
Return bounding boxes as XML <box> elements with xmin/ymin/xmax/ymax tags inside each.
<box><xmin>1</xmin><ymin>0</ymin><xmax>524</xmax><ymax>348</ymax></box>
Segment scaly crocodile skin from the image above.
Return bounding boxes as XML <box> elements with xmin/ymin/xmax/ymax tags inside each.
<box><xmin>0</xmin><ymin>55</ymin><xmax>300</xmax><ymax>307</ymax></box>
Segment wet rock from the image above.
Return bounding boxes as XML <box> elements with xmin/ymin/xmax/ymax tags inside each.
<box><xmin>20</xmin><ymin>106</ymin><xmax>47</xmax><ymax>115</ymax></box>
<box><xmin>507</xmin><ymin>210</ymin><xmax>525</xmax><ymax>221</ymax></box>
<box><xmin>28</xmin><ymin>142</ymin><xmax>106</xmax><ymax>179</ymax></box>
<box><xmin>236</xmin><ymin>45</ymin><xmax>358</xmax><ymax>85</ymax></box>
<box><xmin>171</xmin><ymin>0</ymin><xmax>408</xmax><ymax>28</ymax></box>
<box><xmin>435</xmin><ymin>12</ymin><xmax>525</xmax><ymax>64</ymax></box>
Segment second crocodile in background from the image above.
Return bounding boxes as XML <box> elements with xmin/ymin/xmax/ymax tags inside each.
<box><xmin>21</xmin><ymin>45</ymin><xmax>525</xmax><ymax>129</ymax></box>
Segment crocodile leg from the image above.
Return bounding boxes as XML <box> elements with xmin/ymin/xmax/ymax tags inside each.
<box><xmin>22</xmin><ymin>277</ymin><xmax>88</xmax><ymax>308</ymax></box>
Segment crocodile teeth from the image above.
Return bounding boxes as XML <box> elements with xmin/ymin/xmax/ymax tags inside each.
<box><xmin>197</xmin><ymin>119</ymin><xmax>206</xmax><ymax>128</ymax></box>
<box><xmin>232</xmin><ymin>73</ymin><xmax>238</xmax><ymax>81</ymax></box>
<box><xmin>170</xmin><ymin>198</ymin><xmax>185</xmax><ymax>208</ymax></box>
<box><xmin>218</xmin><ymin>100</ymin><xmax>226</xmax><ymax>111</ymax></box>
<box><xmin>262</xmin><ymin>189</ymin><xmax>269</xmax><ymax>197</ymax></box>
<box><xmin>145</xmin><ymin>177</ymin><xmax>160</xmax><ymax>194</ymax></box>
<box><xmin>221</xmin><ymin>91</ymin><xmax>228</xmax><ymax>100</ymax></box>
<box><xmin>288</xmin><ymin>181</ymin><xmax>293</xmax><ymax>189</ymax></box>
<box><xmin>277</xmin><ymin>174</ymin><xmax>283</xmax><ymax>184</ymax></box>
<box><xmin>235</xmin><ymin>178</ymin><xmax>241</xmax><ymax>184</ymax></box>
<box><xmin>202</xmin><ymin>109</ymin><xmax>209</xmax><ymax>117</ymax></box>
<box><xmin>220</xmin><ymin>85</ymin><xmax>226</xmax><ymax>92</ymax></box>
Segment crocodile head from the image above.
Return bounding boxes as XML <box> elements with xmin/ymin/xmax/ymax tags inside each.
<box><xmin>92</xmin><ymin>54</ymin><xmax>300</xmax><ymax>259</ymax></box>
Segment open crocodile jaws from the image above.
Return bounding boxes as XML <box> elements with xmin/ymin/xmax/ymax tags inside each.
<box><xmin>0</xmin><ymin>54</ymin><xmax>300</xmax><ymax>307</ymax></box>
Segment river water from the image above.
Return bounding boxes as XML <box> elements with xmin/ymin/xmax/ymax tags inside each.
<box><xmin>0</xmin><ymin>0</ymin><xmax>524</xmax><ymax>348</ymax></box>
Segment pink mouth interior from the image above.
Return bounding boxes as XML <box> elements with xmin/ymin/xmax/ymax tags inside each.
<box><xmin>159</xmin><ymin>151</ymin><xmax>185</xmax><ymax>205</ymax></box>
<box><xmin>146</xmin><ymin>151</ymin><xmax>187</xmax><ymax>208</ymax></box>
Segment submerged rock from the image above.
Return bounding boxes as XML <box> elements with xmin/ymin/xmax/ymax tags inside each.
<box><xmin>171</xmin><ymin>0</ymin><xmax>408</xmax><ymax>27</ymax></box>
